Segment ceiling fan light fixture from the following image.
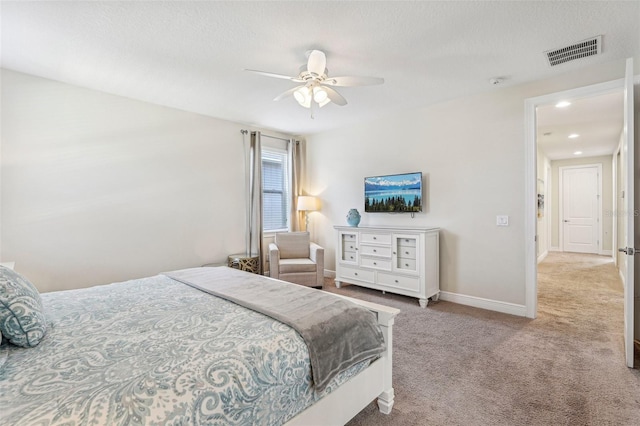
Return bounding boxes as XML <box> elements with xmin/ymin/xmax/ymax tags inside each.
<box><xmin>294</xmin><ymin>87</ymin><xmax>311</xmax><ymax>108</ymax></box>
<box><xmin>318</xmin><ymin>97</ymin><xmax>331</xmax><ymax>108</ymax></box>
<box><xmin>313</xmin><ymin>86</ymin><xmax>328</xmax><ymax>103</ymax></box>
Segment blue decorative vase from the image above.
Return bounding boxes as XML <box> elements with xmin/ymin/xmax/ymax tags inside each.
<box><xmin>346</xmin><ymin>208</ymin><xmax>361</xmax><ymax>227</ymax></box>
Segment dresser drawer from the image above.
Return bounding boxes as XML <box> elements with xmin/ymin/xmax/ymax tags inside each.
<box><xmin>343</xmin><ymin>241</ymin><xmax>358</xmax><ymax>252</ymax></box>
<box><xmin>360</xmin><ymin>233</ymin><xmax>392</xmax><ymax>245</ymax></box>
<box><xmin>396</xmin><ymin>258</ymin><xmax>417</xmax><ymax>271</ymax></box>
<box><xmin>397</xmin><ymin>237</ymin><xmax>417</xmax><ymax>247</ymax></box>
<box><xmin>342</xmin><ymin>251</ymin><xmax>358</xmax><ymax>262</ymax></box>
<box><xmin>396</xmin><ymin>246</ymin><xmax>416</xmax><ymax>259</ymax></box>
<box><xmin>378</xmin><ymin>273</ymin><xmax>420</xmax><ymax>292</ymax></box>
<box><xmin>360</xmin><ymin>245</ymin><xmax>392</xmax><ymax>257</ymax></box>
<box><xmin>342</xmin><ymin>233</ymin><xmax>357</xmax><ymax>241</ymax></box>
<box><xmin>340</xmin><ymin>266</ymin><xmax>374</xmax><ymax>283</ymax></box>
<box><xmin>361</xmin><ymin>257</ymin><xmax>392</xmax><ymax>270</ymax></box>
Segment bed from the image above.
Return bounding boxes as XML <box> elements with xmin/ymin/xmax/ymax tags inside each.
<box><xmin>0</xmin><ymin>265</ymin><xmax>399</xmax><ymax>425</ymax></box>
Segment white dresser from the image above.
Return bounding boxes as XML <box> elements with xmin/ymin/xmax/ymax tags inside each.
<box><xmin>334</xmin><ymin>226</ymin><xmax>440</xmax><ymax>308</ymax></box>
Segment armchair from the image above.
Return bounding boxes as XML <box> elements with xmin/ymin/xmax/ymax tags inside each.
<box><xmin>268</xmin><ymin>232</ymin><xmax>324</xmax><ymax>288</ymax></box>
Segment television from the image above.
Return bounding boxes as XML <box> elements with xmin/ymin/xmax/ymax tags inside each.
<box><xmin>364</xmin><ymin>172</ymin><xmax>422</xmax><ymax>213</ymax></box>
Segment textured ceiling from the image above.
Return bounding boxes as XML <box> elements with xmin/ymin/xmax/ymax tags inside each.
<box><xmin>1</xmin><ymin>1</ymin><xmax>639</xmax><ymax>136</ymax></box>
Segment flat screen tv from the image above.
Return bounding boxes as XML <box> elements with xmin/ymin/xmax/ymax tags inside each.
<box><xmin>364</xmin><ymin>172</ymin><xmax>422</xmax><ymax>213</ymax></box>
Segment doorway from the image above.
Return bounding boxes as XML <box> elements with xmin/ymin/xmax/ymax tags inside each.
<box><xmin>559</xmin><ymin>164</ymin><xmax>602</xmax><ymax>254</ymax></box>
<box><xmin>524</xmin><ymin>78</ymin><xmax>626</xmax><ymax>319</ymax></box>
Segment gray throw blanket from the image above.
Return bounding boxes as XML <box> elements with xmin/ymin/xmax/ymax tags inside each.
<box><xmin>163</xmin><ymin>267</ymin><xmax>385</xmax><ymax>391</ymax></box>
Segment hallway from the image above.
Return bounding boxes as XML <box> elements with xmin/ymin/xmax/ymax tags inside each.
<box><xmin>538</xmin><ymin>252</ymin><xmax>628</xmax><ymax>359</ymax></box>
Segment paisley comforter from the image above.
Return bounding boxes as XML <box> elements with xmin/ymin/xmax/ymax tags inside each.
<box><xmin>0</xmin><ymin>274</ymin><xmax>368</xmax><ymax>425</ymax></box>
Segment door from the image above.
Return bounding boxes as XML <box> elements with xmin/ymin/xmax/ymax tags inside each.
<box><xmin>392</xmin><ymin>234</ymin><xmax>420</xmax><ymax>275</ymax></box>
<box><xmin>619</xmin><ymin>58</ymin><xmax>635</xmax><ymax>368</ymax></box>
<box><xmin>339</xmin><ymin>231</ymin><xmax>359</xmax><ymax>265</ymax></box>
<box><xmin>561</xmin><ymin>165</ymin><xmax>600</xmax><ymax>254</ymax></box>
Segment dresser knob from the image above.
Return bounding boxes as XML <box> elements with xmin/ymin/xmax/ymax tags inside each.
<box><xmin>405</xmin><ymin>251</ymin><xmax>409</xmax><ymax>255</ymax></box>
<box><xmin>373</xmin><ymin>249</ymin><xmax>377</xmax><ymax>252</ymax></box>
<box><xmin>354</xmin><ymin>272</ymin><xmax>358</xmax><ymax>276</ymax></box>
<box><xmin>373</xmin><ymin>262</ymin><xmax>377</xmax><ymax>265</ymax></box>
<box><xmin>395</xmin><ymin>279</ymin><xmax>399</xmax><ymax>283</ymax></box>
<box><xmin>373</xmin><ymin>237</ymin><xmax>377</xmax><ymax>240</ymax></box>
<box><xmin>405</xmin><ymin>263</ymin><xmax>409</xmax><ymax>267</ymax></box>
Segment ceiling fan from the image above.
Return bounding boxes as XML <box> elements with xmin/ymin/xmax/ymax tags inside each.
<box><xmin>245</xmin><ymin>50</ymin><xmax>384</xmax><ymax>113</ymax></box>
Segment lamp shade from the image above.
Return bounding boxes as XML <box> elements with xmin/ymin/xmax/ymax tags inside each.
<box><xmin>297</xmin><ymin>196</ymin><xmax>319</xmax><ymax>212</ymax></box>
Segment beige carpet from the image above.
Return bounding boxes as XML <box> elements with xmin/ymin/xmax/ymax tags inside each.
<box><xmin>324</xmin><ymin>252</ymin><xmax>640</xmax><ymax>425</ymax></box>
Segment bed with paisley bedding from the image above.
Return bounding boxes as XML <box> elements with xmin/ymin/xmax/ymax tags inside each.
<box><xmin>0</xmin><ymin>265</ymin><xmax>399</xmax><ymax>425</ymax></box>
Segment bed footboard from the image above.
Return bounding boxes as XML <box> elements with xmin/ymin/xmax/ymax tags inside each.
<box><xmin>285</xmin><ymin>295</ymin><xmax>400</xmax><ymax>425</ymax></box>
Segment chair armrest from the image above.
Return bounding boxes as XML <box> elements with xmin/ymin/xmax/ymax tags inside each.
<box><xmin>268</xmin><ymin>243</ymin><xmax>280</xmax><ymax>278</ymax></box>
<box><xmin>309</xmin><ymin>243</ymin><xmax>323</xmax><ymax>262</ymax></box>
<box><xmin>310</xmin><ymin>243</ymin><xmax>325</xmax><ymax>287</ymax></box>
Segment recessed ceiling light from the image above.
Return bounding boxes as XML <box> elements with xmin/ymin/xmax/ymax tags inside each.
<box><xmin>568</xmin><ymin>133</ymin><xmax>580</xmax><ymax>139</ymax></box>
<box><xmin>555</xmin><ymin>101</ymin><xmax>571</xmax><ymax>108</ymax></box>
<box><xmin>574</xmin><ymin>151</ymin><xmax>583</xmax><ymax>155</ymax></box>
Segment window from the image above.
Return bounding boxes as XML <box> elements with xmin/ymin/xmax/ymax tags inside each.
<box><xmin>262</xmin><ymin>147</ymin><xmax>289</xmax><ymax>231</ymax></box>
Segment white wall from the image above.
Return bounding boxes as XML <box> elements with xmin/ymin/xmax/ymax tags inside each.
<box><xmin>550</xmin><ymin>155</ymin><xmax>614</xmax><ymax>253</ymax></box>
<box><xmin>306</xmin><ymin>59</ymin><xmax>631</xmax><ymax>308</ymax></box>
<box><xmin>1</xmin><ymin>70</ymin><xmax>252</xmax><ymax>292</ymax></box>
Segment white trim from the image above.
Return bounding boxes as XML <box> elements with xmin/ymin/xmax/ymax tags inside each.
<box><xmin>438</xmin><ymin>291</ymin><xmax>527</xmax><ymax>317</ymax></box>
<box><xmin>601</xmin><ymin>249</ymin><xmax>613</xmax><ymax>256</ymax></box>
<box><xmin>324</xmin><ymin>269</ymin><xmax>336</xmax><ymax>279</ymax></box>
<box><xmin>524</xmin><ymin>77</ymin><xmax>625</xmax><ymax>320</ymax></box>
<box><xmin>558</xmin><ymin>163</ymin><xmax>603</xmax><ymax>254</ymax></box>
<box><xmin>550</xmin><ymin>246</ymin><xmax>562</xmax><ymax>252</ymax></box>
<box><xmin>537</xmin><ymin>251</ymin><xmax>548</xmax><ymax>263</ymax></box>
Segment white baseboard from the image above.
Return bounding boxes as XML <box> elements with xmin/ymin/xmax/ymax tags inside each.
<box><xmin>438</xmin><ymin>291</ymin><xmax>527</xmax><ymax>317</ymax></box>
<box><xmin>550</xmin><ymin>246</ymin><xmax>561</xmax><ymax>252</ymax></box>
<box><xmin>537</xmin><ymin>251</ymin><xmax>548</xmax><ymax>264</ymax></box>
<box><xmin>600</xmin><ymin>249</ymin><xmax>613</xmax><ymax>256</ymax></box>
<box><xmin>324</xmin><ymin>269</ymin><xmax>336</xmax><ymax>279</ymax></box>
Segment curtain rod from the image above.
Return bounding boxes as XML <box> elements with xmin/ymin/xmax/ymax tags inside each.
<box><xmin>240</xmin><ymin>129</ymin><xmax>293</xmax><ymax>142</ymax></box>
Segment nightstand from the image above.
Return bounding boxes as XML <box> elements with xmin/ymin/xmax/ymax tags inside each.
<box><xmin>227</xmin><ymin>253</ymin><xmax>259</xmax><ymax>274</ymax></box>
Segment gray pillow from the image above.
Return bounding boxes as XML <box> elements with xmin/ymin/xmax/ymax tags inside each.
<box><xmin>0</xmin><ymin>266</ymin><xmax>47</xmax><ymax>347</ymax></box>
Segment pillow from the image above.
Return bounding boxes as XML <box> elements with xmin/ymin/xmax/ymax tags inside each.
<box><xmin>0</xmin><ymin>266</ymin><xmax>47</xmax><ymax>347</ymax></box>
<box><xmin>275</xmin><ymin>232</ymin><xmax>311</xmax><ymax>259</ymax></box>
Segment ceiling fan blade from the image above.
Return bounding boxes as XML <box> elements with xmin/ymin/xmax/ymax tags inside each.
<box><xmin>307</xmin><ymin>50</ymin><xmax>326</xmax><ymax>76</ymax></box>
<box><xmin>273</xmin><ymin>85</ymin><xmax>304</xmax><ymax>101</ymax></box>
<box><xmin>323</xmin><ymin>75</ymin><xmax>384</xmax><ymax>87</ymax></box>
<box><xmin>323</xmin><ymin>86</ymin><xmax>347</xmax><ymax>106</ymax></box>
<box><xmin>244</xmin><ymin>69</ymin><xmax>303</xmax><ymax>82</ymax></box>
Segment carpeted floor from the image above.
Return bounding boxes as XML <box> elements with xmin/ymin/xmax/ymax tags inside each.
<box><xmin>324</xmin><ymin>252</ymin><xmax>640</xmax><ymax>425</ymax></box>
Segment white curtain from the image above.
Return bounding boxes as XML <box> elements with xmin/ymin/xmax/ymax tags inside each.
<box><xmin>247</xmin><ymin>131</ymin><xmax>263</xmax><ymax>274</ymax></box>
<box><xmin>288</xmin><ymin>139</ymin><xmax>305</xmax><ymax>231</ymax></box>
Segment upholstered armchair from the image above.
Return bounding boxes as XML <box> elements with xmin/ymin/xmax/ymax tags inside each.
<box><xmin>268</xmin><ymin>232</ymin><xmax>324</xmax><ymax>288</ymax></box>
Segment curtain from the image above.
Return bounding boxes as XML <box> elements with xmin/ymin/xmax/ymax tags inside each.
<box><xmin>247</xmin><ymin>131</ymin><xmax>264</xmax><ymax>274</ymax></box>
<box><xmin>288</xmin><ymin>139</ymin><xmax>305</xmax><ymax>231</ymax></box>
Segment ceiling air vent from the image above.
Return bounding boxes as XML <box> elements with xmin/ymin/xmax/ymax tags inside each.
<box><xmin>544</xmin><ymin>35</ymin><xmax>602</xmax><ymax>67</ymax></box>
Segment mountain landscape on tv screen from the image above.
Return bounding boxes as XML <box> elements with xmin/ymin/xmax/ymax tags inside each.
<box><xmin>365</xmin><ymin>173</ymin><xmax>422</xmax><ymax>212</ymax></box>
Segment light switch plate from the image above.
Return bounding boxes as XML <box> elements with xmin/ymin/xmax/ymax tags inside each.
<box><xmin>497</xmin><ymin>215</ymin><xmax>509</xmax><ymax>226</ymax></box>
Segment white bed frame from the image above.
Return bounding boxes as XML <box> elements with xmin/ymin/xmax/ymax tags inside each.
<box><xmin>285</xmin><ymin>294</ymin><xmax>400</xmax><ymax>426</ymax></box>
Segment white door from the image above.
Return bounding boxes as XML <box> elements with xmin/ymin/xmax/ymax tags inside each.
<box><xmin>561</xmin><ymin>166</ymin><xmax>600</xmax><ymax>254</ymax></box>
<box><xmin>619</xmin><ymin>58</ymin><xmax>635</xmax><ymax>368</ymax></box>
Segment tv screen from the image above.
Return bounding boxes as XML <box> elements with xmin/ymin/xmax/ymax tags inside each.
<box><xmin>364</xmin><ymin>172</ymin><xmax>422</xmax><ymax>213</ymax></box>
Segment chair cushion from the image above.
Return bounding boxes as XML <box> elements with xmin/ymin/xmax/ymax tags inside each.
<box><xmin>275</xmin><ymin>232</ymin><xmax>310</xmax><ymax>259</ymax></box>
<box><xmin>279</xmin><ymin>258</ymin><xmax>317</xmax><ymax>274</ymax></box>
